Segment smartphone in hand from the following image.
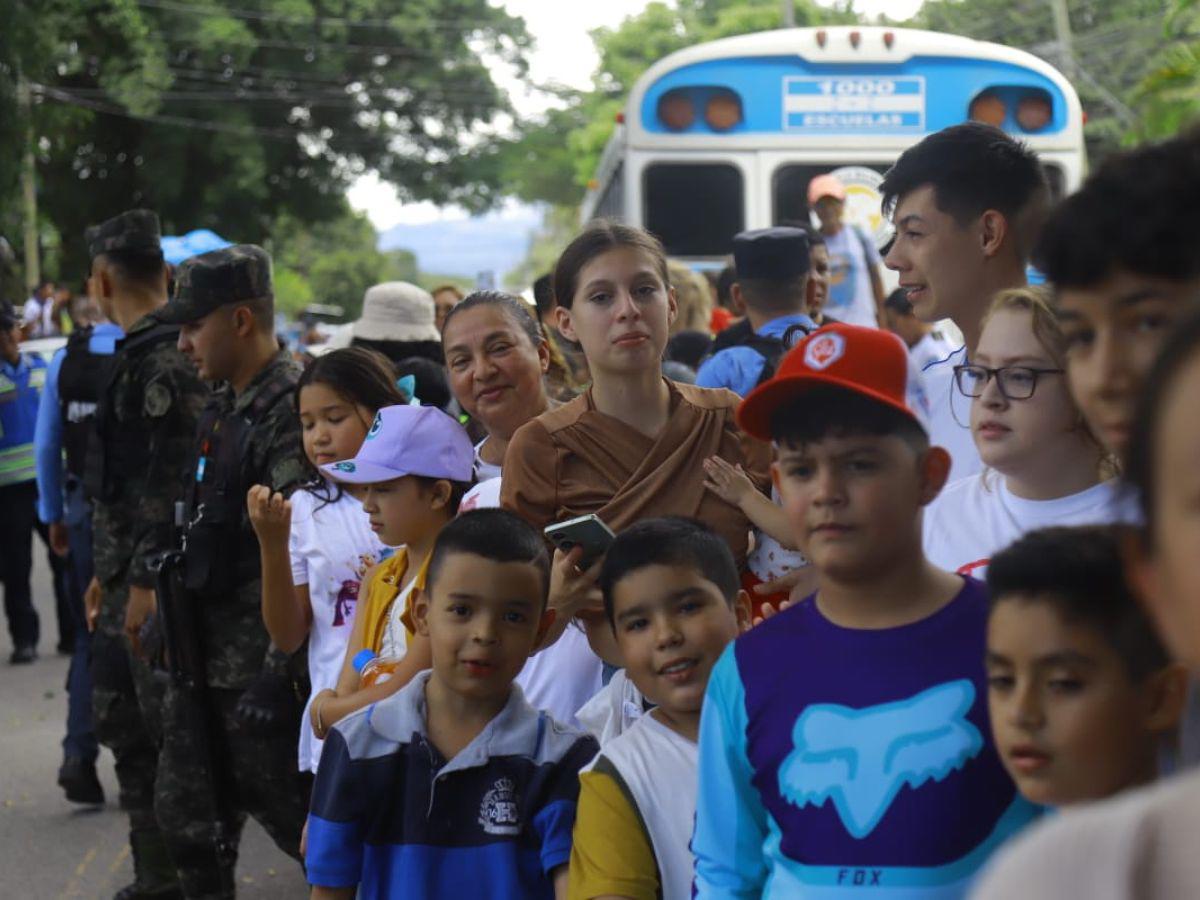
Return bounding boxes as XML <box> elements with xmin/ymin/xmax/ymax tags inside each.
<box><xmin>544</xmin><ymin>514</ymin><xmax>616</xmax><ymax>571</ymax></box>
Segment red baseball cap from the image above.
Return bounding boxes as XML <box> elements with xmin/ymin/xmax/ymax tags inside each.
<box><xmin>737</xmin><ymin>323</ymin><xmax>923</xmax><ymax>441</ymax></box>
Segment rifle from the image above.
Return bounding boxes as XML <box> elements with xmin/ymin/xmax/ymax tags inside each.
<box><xmin>150</xmin><ymin>548</ymin><xmax>237</xmax><ymax>891</ymax></box>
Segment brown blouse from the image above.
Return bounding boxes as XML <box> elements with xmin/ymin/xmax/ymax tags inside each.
<box><xmin>500</xmin><ymin>379</ymin><xmax>771</xmax><ymax>566</ymax></box>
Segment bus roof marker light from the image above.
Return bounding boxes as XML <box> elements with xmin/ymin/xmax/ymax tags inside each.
<box><xmin>658</xmin><ymin>90</ymin><xmax>695</xmax><ymax>131</ymax></box>
<box><xmin>1016</xmin><ymin>92</ymin><xmax>1052</xmax><ymax>132</ymax></box>
<box><xmin>705</xmin><ymin>91</ymin><xmax>742</xmax><ymax>131</ymax></box>
<box><xmin>969</xmin><ymin>91</ymin><xmax>1006</xmax><ymax>127</ymax></box>
<box><xmin>850</xmin><ymin>31</ymin><xmax>861</xmax><ymax>49</ymax></box>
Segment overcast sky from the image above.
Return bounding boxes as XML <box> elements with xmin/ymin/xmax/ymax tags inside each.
<box><xmin>348</xmin><ymin>0</ymin><xmax>926</xmax><ymax>229</ymax></box>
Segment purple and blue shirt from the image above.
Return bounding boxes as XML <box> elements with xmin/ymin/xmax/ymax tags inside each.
<box><xmin>693</xmin><ymin>577</ymin><xmax>1037</xmax><ymax>898</ymax></box>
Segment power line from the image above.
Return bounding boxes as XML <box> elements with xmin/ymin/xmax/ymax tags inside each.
<box><xmin>132</xmin><ymin>0</ymin><xmax>520</xmax><ymax>32</ymax></box>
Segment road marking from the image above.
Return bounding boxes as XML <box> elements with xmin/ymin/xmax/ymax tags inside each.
<box><xmin>108</xmin><ymin>842</ymin><xmax>130</xmax><ymax>873</ymax></box>
<box><xmin>58</xmin><ymin>845</ymin><xmax>98</xmax><ymax>898</ymax></box>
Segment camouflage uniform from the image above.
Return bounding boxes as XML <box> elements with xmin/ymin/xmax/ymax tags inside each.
<box><xmin>153</xmin><ymin>246</ymin><xmax>309</xmax><ymax>899</ymax></box>
<box><xmin>85</xmin><ymin>210</ymin><xmax>207</xmax><ymax>899</ymax></box>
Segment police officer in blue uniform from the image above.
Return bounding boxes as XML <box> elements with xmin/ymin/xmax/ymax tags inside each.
<box><xmin>0</xmin><ymin>299</ymin><xmax>48</xmax><ymax>663</ymax></box>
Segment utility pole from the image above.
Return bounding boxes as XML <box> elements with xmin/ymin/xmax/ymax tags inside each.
<box><xmin>782</xmin><ymin>0</ymin><xmax>795</xmax><ymax>28</ymax></box>
<box><xmin>1048</xmin><ymin>0</ymin><xmax>1076</xmax><ymax>79</ymax></box>
<box><xmin>16</xmin><ymin>70</ymin><xmax>40</xmax><ymax>292</ymax></box>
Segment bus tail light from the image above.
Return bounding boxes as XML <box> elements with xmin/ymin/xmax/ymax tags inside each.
<box><xmin>883</xmin><ymin>31</ymin><xmax>895</xmax><ymax>49</ymax></box>
<box><xmin>705</xmin><ymin>91</ymin><xmax>742</xmax><ymax>131</ymax></box>
<box><xmin>816</xmin><ymin>30</ymin><xmax>827</xmax><ymax>48</ymax></box>
<box><xmin>658</xmin><ymin>90</ymin><xmax>695</xmax><ymax>131</ymax></box>
<box><xmin>969</xmin><ymin>91</ymin><xmax>1006</xmax><ymax>127</ymax></box>
<box><xmin>1016</xmin><ymin>91</ymin><xmax>1052</xmax><ymax>132</ymax></box>
<box><xmin>850</xmin><ymin>31</ymin><xmax>861</xmax><ymax>49</ymax></box>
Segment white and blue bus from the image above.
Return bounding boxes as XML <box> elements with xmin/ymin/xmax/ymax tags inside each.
<box><xmin>582</xmin><ymin>26</ymin><xmax>1085</xmax><ymax>264</ymax></box>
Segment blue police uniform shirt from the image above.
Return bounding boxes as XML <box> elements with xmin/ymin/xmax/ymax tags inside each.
<box><xmin>34</xmin><ymin>323</ymin><xmax>123</xmax><ymax>523</ymax></box>
<box><xmin>1</xmin><ymin>351</ymin><xmax>48</xmax><ymax>488</ymax></box>
<box><xmin>307</xmin><ymin>671</ymin><xmax>598</xmax><ymax>899</ymax></box>
<box><xmin>695</xmin><ymin>312</ymin><xmax>816</xmax><ymax>397</ymax></box>
<box><xmin>693</xmin><ymin>578</ymin><xmax>1038</xmax><ymax>898</ymax></box>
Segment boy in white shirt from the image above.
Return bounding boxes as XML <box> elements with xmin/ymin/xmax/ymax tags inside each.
<box><xmin>880</xmin><ymin>123</ymin><xmax>1050</xmax><ymax>482</ymax></box>
<box><xmin>568</xmin><ymin>518</ymin><xmax>749</xmax><ymax>900</ymax></box>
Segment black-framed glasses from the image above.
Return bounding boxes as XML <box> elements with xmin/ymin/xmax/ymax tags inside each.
<box><xmin>953</xmin><ymin>364</ymin><xmax>1064</xmax><ymax>401</ymax></box>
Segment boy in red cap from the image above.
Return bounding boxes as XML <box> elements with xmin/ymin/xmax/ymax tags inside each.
<box><xmin>692</xmin><ymin>323</ymin><xmax>1037</xmax><ymax>897</ymax></box>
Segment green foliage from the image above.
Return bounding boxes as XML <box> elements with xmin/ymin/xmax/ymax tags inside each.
<box><xmin>503</xmin><ymin>0</ymin><xmax>854</xmax><ymax>211</ymax></box>
<box><xmin>0</xmin><ymin>0</ymin><xmax>531</xmax><ymax>284</ymax></box>
<box><xmin>1134</xmin><ymin>0</ymin><xmax>1200</xmax><ymax>139</ymax></box>
<box><xmin>909</xmin><ymin>0</ymin><xmax>1174</xmax><ymax>160</ymax></box>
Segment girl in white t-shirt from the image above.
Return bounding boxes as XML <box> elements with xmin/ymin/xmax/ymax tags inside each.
<box><xmin>247</xmin><ymin>348</ymin><xmax>404</xmax><ymax>772</ymax></box>
<box><xmin>924</xmin><ymin>287</ymin><xmax>1132</xmax><ymax>577</ymax></box>
<box><xmin>442</xmin><ymin>290</ymin><xmax>604</xmax><ymax>725</ymax></box>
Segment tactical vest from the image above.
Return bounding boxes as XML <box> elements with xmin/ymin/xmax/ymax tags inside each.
<box><xmin>182</xmin><ymin>367</ymin><xmax>298</xmax><ymax>597</ymax></box>
<box><xmin>58</xmin><ymin>327</ymin><xmax>117</xmax><ymax>479</ymax></box>
<box><xmin>82</xmin><ymin>322</ymin><xmax>182</xmax><ymax>503</ymax></box>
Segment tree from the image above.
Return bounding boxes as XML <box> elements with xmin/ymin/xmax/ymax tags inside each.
<box><xmin>908</xmin><ymin>0</ymin><xmax>1173</xmax><ymax>159</ymax></box>
<box><xmin>1134</xmin><ymin>0</ymin><xmax>1200</xmax><ymax>139</ymax></box>
<box><xmin>0</xmin><ymin>0</ymin><xmax>532</xmax><ymax>282</ymax></box>
<box><xmin>503</xmin><ymin>0</ymin><xmax>854</xmax><ymax>211</ymax></box>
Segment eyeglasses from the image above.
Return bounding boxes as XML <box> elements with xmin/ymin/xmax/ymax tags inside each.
<box><xmin>953</xmin><ymin>364</ymin><xmax>1064</xmax><ymax>401</ymax></box>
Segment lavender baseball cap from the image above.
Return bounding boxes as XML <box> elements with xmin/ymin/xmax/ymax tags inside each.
<box><xmin>321</xmin><ymin>404</ymin><xmax>474</xmax><ymax>484</ymax></box>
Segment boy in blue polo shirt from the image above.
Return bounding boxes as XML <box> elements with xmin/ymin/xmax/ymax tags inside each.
<box><xmin>307</xmin><ymin>508</ymin><xmax>599</xmax><ymax>900</ymax></box>
<box><xmin>692</xmin><ymin>323</ymin><xmax>1037</xmax><ymax>897</ymax></box>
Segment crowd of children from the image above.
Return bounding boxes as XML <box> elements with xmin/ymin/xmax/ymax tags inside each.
<box><xmin>231</xmin><ymin>121</ymin><xmax>1200</xmax><ymax>899</ymax></box>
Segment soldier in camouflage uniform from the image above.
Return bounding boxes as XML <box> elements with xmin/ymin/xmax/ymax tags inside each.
<box><xmin>83</xmin><ymin>210</ymin><xmax>206</xmax><ymax>900</ymax></box>
<box><xmin>154</xmin><ymin>245</ymin><xmax>309</xmax><ymax>899</ymax></box>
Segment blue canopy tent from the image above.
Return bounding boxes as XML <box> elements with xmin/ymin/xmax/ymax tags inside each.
<box><xmin>160</xmin><ymin>229</ymin><xmax>232</xmax><ymax>265</ymax></box>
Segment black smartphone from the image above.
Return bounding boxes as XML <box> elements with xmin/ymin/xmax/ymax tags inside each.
<box><xmin>544</xmin><ymin>514</ymin><xmax>616</xmax><ymax>571</ymax></box>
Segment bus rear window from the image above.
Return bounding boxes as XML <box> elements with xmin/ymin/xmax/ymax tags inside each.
<box><xmin>643</xmin><ymin>163</ymin><xmax>744</xmax><ymax>257</ymax></box>
<box><xmin>772</xmin><ymin>163</ymin><xmax>889</xmax><ymax>226</ymax></box>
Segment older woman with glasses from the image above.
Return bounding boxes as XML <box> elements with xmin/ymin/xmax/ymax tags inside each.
<box><xmin>922</xmin><ymin>286</ymin><xmax>1137</xmax><ymax>578</ymax></box>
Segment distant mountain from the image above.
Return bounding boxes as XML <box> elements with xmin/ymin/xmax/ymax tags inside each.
<box><xmin>378</xmin><ymin>207</ymin><xmax>541</xmax><ymax>282</ymax></box>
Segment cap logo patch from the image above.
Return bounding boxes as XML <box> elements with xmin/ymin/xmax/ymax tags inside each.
<box><xmin>804</xmin><ymin>332</ymin><xmax>846</xmax><ymax>371</ymax></box>
<box><xmin>367</xmin><ymin>413</ymin><xmax>383</xmax><ymax>440</ymax></box>
<box><xmin>333</xmin><ymin>462</ymin><xmax>356</xmax><ymax>472</ymax></box>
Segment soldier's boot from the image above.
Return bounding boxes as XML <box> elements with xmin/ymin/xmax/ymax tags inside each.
<box><xmin>113</xmin><ymin>828</ymin><xmax>183</xmax><ymax>900</ymax></box>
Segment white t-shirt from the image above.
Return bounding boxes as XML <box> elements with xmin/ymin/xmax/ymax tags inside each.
<box><xmin>823</xmin><ymin>225</ymin><xmax>882</xmax><ymax>328</ymax></box>
<box><xmin>910</xmin><ymin>330</ymin><xmax>961</xmax><ymax>374</ymax></box>
<box><xmin>747</xmin><ymin>485</ymin><xmax>808</xmax><ymax>583</ymax></box>
<box><xmin>924</xmin><ymin>475</ymin><xmax>1138</xmax><ymax>579</ymax></box>
<box><xmin>474</xmin><ymin>438</ymin><xmax>503</xmax><ymax>482</ymax></box>
<box><xmin>576</xmin><ymin>668</ymin><xmax>646</xmax><ymax>745</ymax></box>
<box><xmin>461</xmin><ymin>472</ymin><xmax>604</xmax><ymax>726</ymax></box>
<box><xmin>972</xmin><ymin>768</ymin><xmax>1200</xmax><ymax>900</ymax></box>
<box><xmin>377</xmin><ymin>579</ymin><xmax>417</xmax><ymax>662</ymax></box>
<box><xmin>288</xmin><ymin>487</ymin><xmax>390</xmax><ymax>772</ymax></box>
<box><xmin>922</xmin><ymin>346</ymin><xmax>983</xmax><ymax>483</ymax></box>
<box><xmin>589</xmin><ymin>712</ymin><xmax>698</xmax><ymax>900</ymax></box>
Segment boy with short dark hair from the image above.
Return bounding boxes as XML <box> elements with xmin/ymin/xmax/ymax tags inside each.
<box><xmin>1033</xmin><ymin>128</ymin><xmax>1200</xmax><ymax>461</ymax></box>
<box><xmin>568</xmin><ymin>518</ymin><xmax>749</xmax><ymax>900</ymax></box>
<box><xmin>306</xmin><ymin>508</ymin><xmax>599</xmax><ymax>900</ymax></box>
<box><xmin>692</xmin><ymin>323</ymin><xmax>1037</xmax><ymax>897</ymax></box>
<box><xmin>880</xmin><ymin>122</ymin><xmax>1049</xmax><ymax>481</ymax></box>
<box><xmin>984</xmin><ymin>525</ymin><xmax>1185</xmax><ymax>808</ymax></box>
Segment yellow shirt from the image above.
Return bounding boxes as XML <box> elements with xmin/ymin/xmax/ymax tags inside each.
<box><xmin>358</xmin><ymin>547</ymin><xmax>431</xmax><ymax>653</ymax></box>
<box><xmin>568</xmin><ymin>760</ymin><xmax>659</xmax><ymax>900</ymax></box>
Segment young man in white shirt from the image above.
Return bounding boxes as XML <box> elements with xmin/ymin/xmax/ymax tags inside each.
<box><xmin>880</xmin><ymin>123</ymin><xmax>1049</xmax><ymax>482</ymax></box>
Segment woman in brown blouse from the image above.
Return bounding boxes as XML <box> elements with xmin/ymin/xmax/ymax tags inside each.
<box><xmin>501</xmin><ymin>221</ymin><xmax>770</xmax><ymax>661</ymax></box>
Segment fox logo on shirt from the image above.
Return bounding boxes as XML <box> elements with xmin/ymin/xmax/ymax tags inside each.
<box><xmin>778</xmin><ymin>679</ymin><xmax>983</xmax><ymax>838</ymax></box>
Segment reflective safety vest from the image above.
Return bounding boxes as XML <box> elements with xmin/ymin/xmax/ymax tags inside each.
<box><xmin>0</xmin><ymin>354</ymin><xmax>47</xmax><ymax>487</ymax></box>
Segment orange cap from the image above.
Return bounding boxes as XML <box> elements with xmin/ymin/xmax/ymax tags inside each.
<box><xmin>736</xmin><ymin>323</ymin><xmax>922</xmax><ymax>441</ymax></box>
<box><xmin>807</xmin><ymin>173</ymin><xmax>847</xmax><ymax>205</ymax></box>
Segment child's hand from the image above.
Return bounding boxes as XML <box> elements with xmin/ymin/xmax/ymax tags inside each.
<box><xmin>703</xmin><ymin>456</ymin><xmax>756</xmax><ymax>508</ymax></box>
<box><xmin>548</xmin><ymin>546</ymin><xmax>603</xmax><ymax>621</ymax></box>
<box><xmin>750</xmin><ymin>599</ymin><xmax>794</xmax><ymax>628</ymax></box>
<box><xmin>247</xmin><ymin>484</ymin><xmax>291</xmax><ymax>546</ymax></box>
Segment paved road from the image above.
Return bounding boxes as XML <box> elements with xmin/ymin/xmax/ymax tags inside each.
<box><xmin>0</xmin><ymin>549</ymin><xmax>308</xmax><ymax>899</ymax></box>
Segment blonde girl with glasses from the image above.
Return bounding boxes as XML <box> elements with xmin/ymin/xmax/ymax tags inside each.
<box><xmin>922</xmin><ymin>286</ymin><xmax>1135</xmax><ymax>577</ymax></box>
